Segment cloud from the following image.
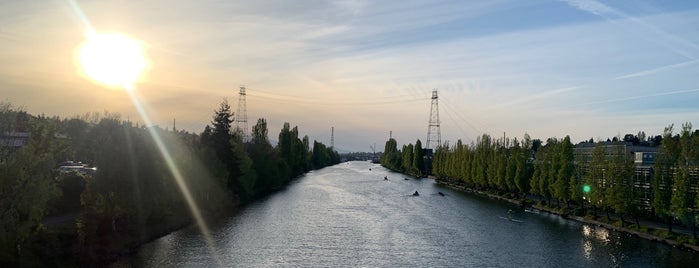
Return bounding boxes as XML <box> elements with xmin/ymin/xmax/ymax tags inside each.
<box><xmin>561</xmin><ymin>0</ymin><xmax>617</xmax><ymax>16</ymax></box>
<box><xmin>569</xmin><ymin>88</ymin><xmax>699</xmax><ymax>108</ymax></box>
<box><xmin>616</xmin><ymin>59</ymin><xmax>699</xmax><ymax>79</ymax></box>
<box><xmin>2</xmin><ymin>0</ymin><xmax>699</xmax><ymax>151</ymax></box>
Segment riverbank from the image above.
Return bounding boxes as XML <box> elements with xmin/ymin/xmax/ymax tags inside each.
<box><xmin>433</xmin><ymin>176</ymin><xmax>699</xmax><ymax>254</ymax></box>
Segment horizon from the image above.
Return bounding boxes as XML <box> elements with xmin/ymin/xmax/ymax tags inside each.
<box><xmin>2</xmin><ymin>0</ymin><xmax>698</xmax><ymax>152</ymax></box>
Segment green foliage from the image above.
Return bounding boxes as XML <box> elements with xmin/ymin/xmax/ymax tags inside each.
<box><xmin>380</xmin><ymin>138</ymin><xmax>401</xmax><ymax>171</ymax></box>
<box><xmin>0</xmin><ymin>100</ymin><xmax>340</xmax><ymax>265</ymax></box>
<box><xmin>0</xmin><ymin>142</ymin><xmax>60</xmax><ymax>261</ymax></box>
<box><xmin>653</xmin><ymin>124</ymin><xmax>678</xmax><ymax>223</ymax></box>
<box><xmin>670</xmin><ymin>123</ymin><xmax>697</xmax><ymax>230</ymax></box>
<box><xmin>412</xmin><ymin>140</ymin><xmax>425</xmax><ymax>177</ymax></box>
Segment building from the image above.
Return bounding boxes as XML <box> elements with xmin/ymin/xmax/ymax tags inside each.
<box><xmin>0</xmin><ymin>131</ymin><xmax>30</xmax><ymax>160</ymax></box>
<box><xmin>574</xmin><ymin>142</ymin><xmax>659</xmax><ymax>212</ymax></box>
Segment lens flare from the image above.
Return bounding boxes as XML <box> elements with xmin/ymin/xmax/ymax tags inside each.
<box><xmin>69</xmin><ymin>0</ymin><xmax>221</xmax><ymax>265</ymax></box>
<box><xmin>125</xmin><ymin>86</ymin><xmax>223</xmax><ymax>266</ymax></box>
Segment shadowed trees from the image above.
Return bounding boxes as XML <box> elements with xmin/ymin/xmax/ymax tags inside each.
<box><xmin>0</xmin><ymin>100</ymin><xmax>340</xmax><ymax>266</ymax></box>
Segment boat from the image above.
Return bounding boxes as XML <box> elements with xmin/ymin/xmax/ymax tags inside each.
<box><xmin>524</xmin><ymin>208</ymin><xmax>541</xmax><ymax>214</ymax></box>
<box><xmin>499</xmin><ymin>216</ymin><xmax>524</xmax><ymax>223</ymax></box>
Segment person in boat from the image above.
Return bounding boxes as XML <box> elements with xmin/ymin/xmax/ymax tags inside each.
<box><xmin>413</xmin><ymin>191</ymin><xmax>419</xmax><ymax>196</ymax></box>
<box><xmin>384</xmin><ymin>176</ymin><xmax>388</xmax><ymax>180</ymax></box>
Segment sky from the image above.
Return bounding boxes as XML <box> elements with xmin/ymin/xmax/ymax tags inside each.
<box><xmin>1</xmin><ymin>0</ymin><xmax>698</xmax><ymax>152</ymax></box>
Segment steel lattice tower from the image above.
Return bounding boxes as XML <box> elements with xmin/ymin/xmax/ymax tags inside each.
<box><xmin>235</xmin><ymin>86</ymin><xmax>249</xmax><ymax>142</ymax></box>
<box><xmin>426</xmin><ymin>89</ymin><xmax>441</xmax><ymax>149</ymax></box>
<box><xmin>330</xmin><ymin>127</ymin><xmax>334</xmax><ymax>149</ymax></box>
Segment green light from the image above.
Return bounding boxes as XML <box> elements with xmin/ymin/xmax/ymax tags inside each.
<box><xmin>583</xmin><ymin>185</ymin><xmax>591</xmax><ymax>193</ymax></box>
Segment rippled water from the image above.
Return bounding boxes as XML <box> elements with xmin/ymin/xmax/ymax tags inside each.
<box><xmin>114</xmin><ymin>161</ymin><xmax>698</xmax><ymax>267</ymax></box>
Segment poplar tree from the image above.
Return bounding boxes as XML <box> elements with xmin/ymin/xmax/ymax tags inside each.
<box><xmin>412</xmin><ymin>140</ymin><xmax>424</xmax><ymax>176</ymax></box>
<box><xmin>670</xmin><ymin>123</ymin><xmax>696</xmax><ymax>238</ymax></box>
<box><xmin>653</xmin><ymin>124</ymin><xmax>678</xmax><ymax>232</ymax></box>
<box><xmin>555</xmin><ymin>136</ymin><xmax>573</xmax><ymax>207</ymax></box>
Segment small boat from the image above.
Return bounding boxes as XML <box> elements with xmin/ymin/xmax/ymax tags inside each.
<box><xmin>384</xmin><ymin>176</ymin><xmax>388</xmax><ymax>180</ymax></box>
<box><xmin>524</xmin><ymin>208</ymin><xmax>541</xmax><ymax>214</ymax></box>
<box><xmin>499</xmin><ymin>216</ymin><xmax>524</xmax><ymax>223</ymax></box>
<box><xmin>438</xmin><ymin>192</ymin><xmax>445</xmax><ymax>196</ymax></box>
<box><xmin>404</xmin><ymin>178</ymin><xmax>409</xmax><ymax>181</ymax></box>
<box><xmin>413</xmin><ymin>191</ymin><xmax>420</xmax><ymax>196</ymax></box>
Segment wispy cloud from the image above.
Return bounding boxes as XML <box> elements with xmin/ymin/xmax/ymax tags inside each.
<box><xmin>561</xmin><ymin>0</ymin><xmax>699</xmax><ymax>60</ymax></box>
<box><xmin>497</xmin><ymin>86</ymin><xmax>585</xmax><ymax>108</ymax></box>
<box><xmin>570</xmin><ymin>88</ymin><xmax>699</xmax><ymax>108</ymax></box>
<box><xmin>2</xmin><ymin>0</ymin><xmax>699</xmax><ymax>151</ymax></box>
<box><xmin>560</xmin><ymin>0</ymin><xmax>617</xmax><ymax>16</ymax></box>
<box><xmin>616</xmin><ymin>59</ymin><xmax>699</xmax><ymax>80</ymax></box>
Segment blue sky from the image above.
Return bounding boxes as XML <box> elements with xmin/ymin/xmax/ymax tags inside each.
<box><xmin>1</xmin><ymin>0</ymin><xmax>698</xmax><ymax>151</ymax></box>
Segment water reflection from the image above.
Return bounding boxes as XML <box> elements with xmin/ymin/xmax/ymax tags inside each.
<box><xmin>115</xmin><ymin>162</ymin><xmax>699</xmax><ymax>267</ymax></box>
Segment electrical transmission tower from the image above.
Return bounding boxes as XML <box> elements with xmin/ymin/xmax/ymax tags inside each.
<box><xmin>426</xmin><ymin>89</ymin><xmax>441</xmax><ymax>149</ymax></box>
<box><xmin>235</xmin><ymin>86</ymin><xmax>249</xmax><ymax>142</ymax></box>
<box><xmin>330</xmin><ymin>127</ymin><xmax>335</xmax><ymax>149</ymax></box>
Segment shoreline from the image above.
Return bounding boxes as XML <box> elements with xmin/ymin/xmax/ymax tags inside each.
<box><xmin>433</xmin><ymin>177</ymin><xmax>699</xmax><ymax>254</ymax></box>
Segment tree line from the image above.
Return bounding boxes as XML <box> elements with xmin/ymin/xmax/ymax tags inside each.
<box><xmin>380</xmin><ymin>138</ymin><xmax>425</xmax><ymax>177</ymax></box>
<box><xmin>387</xmin><ymin>124</ymin><xmax>699</xmax><ymax>239</ymax></box>
<box><xmin>0</xmin><ymin>100</ymin><xmax>339</xmax><ymax>266</ymax></box>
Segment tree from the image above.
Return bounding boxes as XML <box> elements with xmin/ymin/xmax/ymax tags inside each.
<box><xmin>515</xmin><ymin>134</ymin><xmax>533</xmax><ymax>195</ymax></box>
<box><xmin>380</xmin><ymin>138</ymin><xmax>401</xmax><ymax>171</ymax></box>
<box><xmin>402</xmin><ymin>144</ymin><xmax>414</xmax><ymax>172</ymax></box>
<box><xmin>605</xmin><ymin>145</ymin><xmax>635</xmax><ymax>224</ymax></box>
<box><xmin>248</xmin><ymin>118</ymin><xmax>287</xmax><ymax>193</ymax></box>
<box><xmin>202</xmin><ymin>100</ymin><xmax>245</xmax><ymax>196</ymax></box>
<box><xmin>0</xmin><ymin>142</ymin><xmax>60</xmax><ymax>261</ymax></box>
<box><xmin>555</xmin><ymin>136</ymin><xmax>573</xmax><ymax>207</ymax></box>
<box><xmin>586</xmin><ymin>143</ymin><xmax>607</xmax><ymax>217</ymax></box>
<box><xmin>653</xmin><ymin>124</ymin><xmax>678</xmax><ymax>232</ymax></box>
<box><xmin>412</xmin><ymin>140</ymin><xmax>424</xmax><ymax>177</ymax></box>
<box><xmin>671</xmin><ymin>123</ymin><xmax>696</xmax><ymax>238</ymax></box>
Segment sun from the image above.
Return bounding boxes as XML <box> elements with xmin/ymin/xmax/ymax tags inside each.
<box><xmin>77</xmin><ymin>32</ymin><xmax>149</xmax><ymax>89</ymax></box>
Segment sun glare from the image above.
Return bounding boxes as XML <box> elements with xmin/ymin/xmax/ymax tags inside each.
<box><xmin>78</xmin><ymin>32</ymin><xmax>149</xmax><ymax>89</ymax></box>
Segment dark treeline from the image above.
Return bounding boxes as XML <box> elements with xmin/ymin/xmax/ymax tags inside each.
<box><xmin>0</xmin><ymin>100</ymin><xmax>339</xmax><ymax>266</ymax></box>
<box><xmin>380</xmin><ymin>138</ymin><xmax>425</xmax><ymax>177</ymax></box>
<box><xmin>387</xmin><ymin>124</ymin><xmax>699</xmax><ymax>241</ymax></box>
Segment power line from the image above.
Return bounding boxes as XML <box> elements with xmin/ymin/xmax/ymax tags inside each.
<box><xmin>246</xmin><ymin>92</ymin><xmax>428</xmax><ymax>106</ymax></box>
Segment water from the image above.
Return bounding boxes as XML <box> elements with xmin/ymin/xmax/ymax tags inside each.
<box><xmin>114</xmin><ymin>161</ymin><xmax>698</xmax><ymax>267</ymax></box>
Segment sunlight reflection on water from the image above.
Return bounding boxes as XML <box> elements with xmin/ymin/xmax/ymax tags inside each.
<box><xmin>114</xmin><ymin>162</ymin><xmax>699</xmax><ymax>267</ymax></box>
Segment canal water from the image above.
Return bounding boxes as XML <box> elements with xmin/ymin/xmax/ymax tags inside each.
<box><xmin>114</xmin><ymin>161</ymin><xmax>698</xmax><ymax>267</ymax></box>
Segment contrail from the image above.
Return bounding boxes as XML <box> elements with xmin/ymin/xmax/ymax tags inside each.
<box><xmin>615</xmin><ymin>59</ymin><xmax>699</xmax><ymax>80</ymax></box>
<box><xmin>561</xmin><ymin>0</ymin><xmax>699</xmax><ymax>60</ymax></box>
<box><xmin>497</xmin><ymin>85</ymin><xmax>584</xmax><ymax>108</ymax></box>
<box><xmin>570</xmin><ymin>88</ymin><xmax>699</xmax><ymax>107</ymax></box>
